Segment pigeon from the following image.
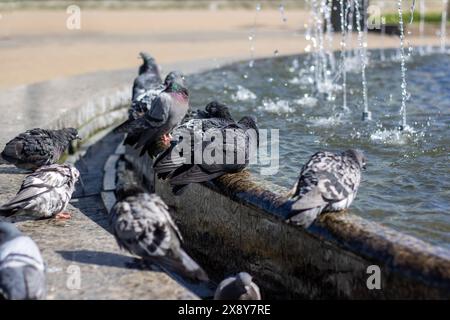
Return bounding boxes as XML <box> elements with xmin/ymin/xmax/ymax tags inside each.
<box><xmin>127</xmin><ymin>71</ymin><xmax>186</xmax><ymax>122</ymax></box>
<box><xmin>0</xmin><ymin>128</ymin><xmax>81</xmax><ymax>171</ymax></box>
<box><xmin>286</xmin><ymin>149</ymin><xmax>366</xmax><ymax>227</ymax></box>
<box><xmin>0</xmin><ymin>222</ymin><xmax>46</xmax><ymax>300</ymax></box>
<box><xmin>109</xmin><ymin>185</ymin><xmax>209</xmax><ymax>282</ymax></box>
<box><xmin>153</xmin><ymin>107</ymin><xmax>258</xmax><ymax>195</ymax></box>
<box><xmin>0</xmin><ymin>164</ymin><xmax>80</xmax><ymax>220</ymax></box>
<box><xmin>132</xmin><ymin>52</ymin><xmax>161</xmax><ymax>101</ymax></box>
<box><xmin>214</xmin><ymin>272</ymin><xmax>261</xmax><ymax>300</ymax></box>
<box><xmin>194</xmin><ymin>100</ymin><xmax>234</xmax><ymax>121</ymax></box>
<box><xmin>114</xmin><ymin>79</ymin><xmax>190</xmax><ymax>157</ymax></box>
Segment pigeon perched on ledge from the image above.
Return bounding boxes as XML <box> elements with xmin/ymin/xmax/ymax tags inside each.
<box><xmin>153</xmin><ymin>104</ymin><xmax>258</xmax><ymax>195</ymax></box>
<box><xmin>0</xmin><ymin>164</ymin><xmax>80</xmax><ymax>220</ymax></box>
<box><xmin>132</xmin><ymin>52</ymin><xmax>161</xmax><ymax>101</ymax></box>
<box><xmin>287</xmin><ymin>149</ymin><xmax>366</xmax><ymax>228</ymax></box>
<box><xmin>214</xmin><ymin>272</ymin><xmax>261</xmax><ymax>300</ymax></box>
<box><xmin>0</xmin><ymin>222</ymin><xmax>46</xmax><ymax>300</ymax></box>
<box><xmin>109</xmin><ymin>186</ymin><xmax>209</xmax><ymax>282</ymax></box>
<box><xmin>114</xmin><ymin>79</ymin><xmax>189</xmax><ymax>157</ymax></box>
<box><xmin>0</xmin><ymin>128</ymin><xmax>80</xmax><ymax>171</ymax></box>
<box><xmin>127</xmin><ymin>71</ymin><xmax>186</xmax><ymax>122</ymax></box>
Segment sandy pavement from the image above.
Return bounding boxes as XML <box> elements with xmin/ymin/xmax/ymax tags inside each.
<box><xmin>0</xmin><ymin>9</ymin><xmax>445</xmax><ymax>88</ymax></box>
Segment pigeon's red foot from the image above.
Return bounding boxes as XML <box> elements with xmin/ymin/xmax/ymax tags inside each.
<box><xmin>55</xmin><ymin>212</ymin><xmax>72</xmax><ymax>219</ymax></box>
<box><xmin>161</xmin><ymin>133</ymin><xmax>172</xmax><ymax>147</ymax></box>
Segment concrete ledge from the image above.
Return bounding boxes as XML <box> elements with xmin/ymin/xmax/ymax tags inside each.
<box><xmin>0</xmin><ymin>67</ymin><xmax>203</xmax><ymax>299</ymax></box>
<box><xmin>125</xmin><ymin>145</ymin><xmax>450</xmax><ymax>299</ymax></box>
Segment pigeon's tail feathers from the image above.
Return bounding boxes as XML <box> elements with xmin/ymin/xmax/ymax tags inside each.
<box><xmin>0</xmin><ymin>153</ymin><xmax>9</xmax><ymax>165</ymax></box>
<box><xmin>0</xmin><ymin>207</ymin><xmax>15</xmax><ymax>217</ymax></box>
<box><xmin>169</xmin><ymin>165</ymin><xmax>224</xmax><ymax>185</ymax></box>
<box><xmin>287</xmin><ymin>188</ymin><xmax>327</xmax><ymax>227</ymax></box>
<box><xmin>286</xmin><ymin>207</ymin><xmax>322</xmax><ymax>228</ymax></box>
<box><xmin>0</xmin><ymin>200</ymin><xmax>23</xmax><ymax>216</ymax></box>
<box><xmin>123</xmin><ymin>133</ymin><xmax>140</xmax><ymax>147</ymax></box>
<box><xmin>156</xmin><ymin>250</ymin><xmax>209</xmax><ymax>283</ymax></box>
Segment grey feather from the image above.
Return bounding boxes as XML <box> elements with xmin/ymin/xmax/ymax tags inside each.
<box><xmin>109</xmin><ymin>192</ymin><xmax>208</xmax><ymax>282</ymax></box>
<box><xmin>287</xmin><ymin>149</ymin><xmax>366</xmax><ymax>227</ymax></box>
<box><xmin>0</xmin><ymin>164</ymin><xmax>79</xmax><ymax>219</ymax></box>
<box><xmin>214</xmin><ymin>272</ymin><xmax>261</xmax><ymax>300</ymax></box>
<box><xmin>153</xmin><ymin>106</ymin><xmax>258</xmax><ymax>194</ymax></box>
<box><xmin>0</xmin><ymin>222</ymin><xmax>46</xmax><ymax>300</ymax></box>
<box><xmin>1</xmin><ymin>128</ymin><xmax>80</xmax><ymax>171</ymax></box>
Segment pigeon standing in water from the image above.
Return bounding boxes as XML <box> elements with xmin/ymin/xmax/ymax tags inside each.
<box><xmin>132</xmin><ymin>52</ymin><xmax>161</xmax><ymax>101</ymax></box>
<box><xmin>0</xmin><ymin>164</ymin><xmax>80</xmax><ymax>220</ymax></box>
<box><xmin>114</xmin><ymin>80</ymin><xmax>189</xmax><ymax>157</ymax></box>
<box><xmin>109</xmin><ymin>186</ymin><xmax>209</xmax><ymax>282</ymax></box>
<box><xmin>153</xmin><ymin>107</ymin><xmax>258</xmax><ymax>195</ymax></box>
<box><xmin>0</xmin><ymin>128</ymin><xmax>80</xmax><ymax>171</ymax></box>
<box><xmin>214</xmin><ymin>272</ymin><xmax>261</xmax><ymax>300</ymax></box>
<box><xmin>287</xmin><ymin>149</ymin><xmax>366</xmax><ymax>227</ymax></box>
<box><xmin>0</xmin><ymin>222</ymin><xmax>46</xmax><ymax>300</ymax></box>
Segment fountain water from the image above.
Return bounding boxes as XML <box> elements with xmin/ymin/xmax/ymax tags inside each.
<box><xmin>248</xmin><ymin>3</ymin><xmax>262</xmax><ymax>69</ymax></box>
<box><xmin>354</xmin><ymin>0</ymin><xmax>371</xmax><ymax>121</ymax></box>
<box><xmin>340</xmin><ymin>0</ymin><xmax>349</xmax><ymax>111</ymax></box>
<box><xmin>441</xmin><ymin>0</ymin><xmax>449</xmax><ymax>53</ymax></box>
<box><xmin>397</xmin><ymin>0</ymin><xmax>409</xmax><ymax>130</ymax></box>
<box><xmin>419</xmin><ymin>0</ymin><xmax>426</xmax><ymax>55</ymax></box>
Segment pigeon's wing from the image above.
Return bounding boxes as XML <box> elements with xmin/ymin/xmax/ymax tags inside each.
<box><xmin>153</xmin><ymin>141</ymin><xmax>186</xmax><ymax>179</ymax></box>
<box><xmin>291</xmin><ymin>152</ymin><xmax>352</xmax><ymax>210</ymax></box>
<box><xmin>0</xmin><ymin>167</ymin><xmax>70</xmax><ymax>209</ymax></box>
<box><xmin>146</xmin><ymin>94</ymin><xmax>171</xmax><ymax>125</ymax></box>
<box><xmin>169</xmin><ymin>164</ymin><xmax>225</xmax><ymax>185</ymax></box>
<box><xmin>1</xmin><ymin>130</ymin><xmax>57</xmax><ymax>167</ymax></box>
<box><xmin>111</xmin><ymin>194</ymin><xmax>208</xmax><ymax>282</ymax></box>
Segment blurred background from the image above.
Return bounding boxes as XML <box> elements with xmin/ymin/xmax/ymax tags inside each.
<box><xmin>0</xmin><ymin>0</ymin><xmax>448</xmax><ymax>88</ymax></box>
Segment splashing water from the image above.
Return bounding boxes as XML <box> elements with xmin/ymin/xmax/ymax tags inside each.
<box><xmin>354</xmin><ymin>0</ymin><xmax>371</xmax><ymax>121</ymax></box>
<box><xmin>441</xmin><ymin>0</ymin><xmax>449</xmax><ymax>53</ymax></box>
<box><xmin>340</xmin><ymin>0</ymin><xmax>349</xmax><ymax>111</ymax></box>
<box><xmin>248</xmin><ymin>3</ymin><xmax>262</xmax><ymax>68</ymax></box>
<box><xmin>397</xmin><ymin>0</ymin><xmax>409</xmax><ymax>130</ymax></box>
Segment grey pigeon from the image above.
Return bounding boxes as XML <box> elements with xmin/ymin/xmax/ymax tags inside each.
<box><xmin>109</xmin><ymin>186</ymin><xmax>209</xmax><ymax>282</ymax></box>
<box><xmin>132</xmin><ymin>52</ymin><xmax>161</xmax><ymax>101</ymax></box>
<box><xmin>1</xmin><ymin>128</ymin><xmax>80</xmax><ymax>171</ymax></box>
<box><xmin>0</xmin><ymin>222</ymin><xmax>46</xmax><ymax>300</ymax></box>
<box><xmin>0</xmin><ymin>164</ymin><xmax>80</xmax><ymax>220</ymax></box>
<box><xmin>287</xmin><ymin>149</ymin><xmax>366</xmax><ymax>227</ymax></box>
<box><xmin>214</xmin><ymin>272</ymin><xmax>261</xmax><ymax>300</ymax></box>
<box><xmin>127</xmin><ymin>71</ymin><xmax>186</xmax><ymax>122</ymax></box>
<box><xmin>153</xmin><ymin>108</ymin><xmax>258</xmax><ymax>195</ymax></box>
<box><xmin>114</xmin><ymin>80</ymin><xmax>190</xmax><ymax>157</ymax></box>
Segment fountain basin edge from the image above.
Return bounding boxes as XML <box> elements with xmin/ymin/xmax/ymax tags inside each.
<box><xmin>125</xmin><ymin>145</ymin><xmax>450</xmax><ymax>299</ymax></box>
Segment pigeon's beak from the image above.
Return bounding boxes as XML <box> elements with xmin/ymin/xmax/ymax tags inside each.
<box><xmin>362</xmin><ymin>163</ymin><xmax>367</xmax><ymax>170</ymax></box>
<box><xmin>76</xmin><ymin>134</ymin><xmax>82</xmax><ymax>140</ymax></box>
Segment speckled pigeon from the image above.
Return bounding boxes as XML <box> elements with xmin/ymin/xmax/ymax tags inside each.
<box><xmin>214</xmin><ymin>272</ymin><xmax>261</xmax><ymax>300</ymax></box>
<box><xmin>0</xmin><ymin>128</ymin><xmax>80</xmax><ymax>171</ymax></box>
<box><xmin>114</xmin><ymin>80</ymin><xmax>189</xmax><ymax>157</ymax></box>
<box><xmin>0</xmin><ymin>164</ymin><xmax>80</xmax><ymax>220</ymax></box>
<box><xmin>287</xmin><ymin>149</ymin><xmax>366</xmax><ymax>227</ymax></box>
<box><xmin>0</xmin><ymin>222</ymin><xmax>46</xmax><ymax>300</ymax></box>
<box><xmin>132</xmin><ymin>52</ymin><xmax>161</xmax><ymax>101</ymax></box>
<box><xmin>153</xmin><ymin>108</ymin><xmax>258</xmax><ymax>195</ymax></box>
<box><xmin>109</xmin><ymin>186</ymin><xmax>209</xmax><ymax>282</ymax></box>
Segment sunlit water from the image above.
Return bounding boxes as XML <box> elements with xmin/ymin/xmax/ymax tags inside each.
<box><xmin>187</xmin><ymin>50</ymin><xmax>450</xmax><ymax>249</ymax></box>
